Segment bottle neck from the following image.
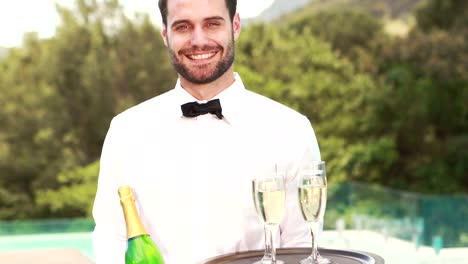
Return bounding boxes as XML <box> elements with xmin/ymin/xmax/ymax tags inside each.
<box><xmin>119</xmin><ymin>187</ymin><xmax>148</xmax><ymax>239</ymax></box>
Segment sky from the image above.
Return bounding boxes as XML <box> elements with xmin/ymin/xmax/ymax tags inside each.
<box><xmin>0</xmin><ymin>0</ymin><xmax>274</xmax><ymax>48</ymax></box>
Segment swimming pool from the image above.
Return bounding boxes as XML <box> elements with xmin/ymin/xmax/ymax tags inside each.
<box><xmin>0</xmin><ymin>232</ymin><xmax>94</xmax><ymax>260</ymax></box>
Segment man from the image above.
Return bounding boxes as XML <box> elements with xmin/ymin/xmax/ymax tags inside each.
<box><xmin>92</xmin><ymin>0</ymin><xmax>321</xmax><ymax>263</ymax></box>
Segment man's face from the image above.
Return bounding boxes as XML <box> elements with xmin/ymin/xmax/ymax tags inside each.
<box><xmin>162</xmin><ymin>0</ymin><xmax>241</xmax><ymax>84</ymax></box>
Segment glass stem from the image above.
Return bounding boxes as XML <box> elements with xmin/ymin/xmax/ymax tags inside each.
<box><xmin>309</xmin><ymin>221</ymin><xmax>320</xmax><ymax>261</ymax></box>
<box><xmin>263</xmin><ymin>224</ymin><xmax>278</xmax><ymax>262</ymax></box>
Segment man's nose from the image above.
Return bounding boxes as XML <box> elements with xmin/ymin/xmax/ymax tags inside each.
<box><xmin>190</xmin><ymin>27</ymin><xmax>208</xmax><ymax>47</ymax></box>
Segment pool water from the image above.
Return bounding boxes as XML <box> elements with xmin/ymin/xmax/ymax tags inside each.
<box><xmin>0</xmin><ymin>232</ymin><xmax>94</xmax><ymax>260</ymax></box>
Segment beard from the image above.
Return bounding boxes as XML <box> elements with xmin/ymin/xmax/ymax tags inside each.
<box><xmin>167</xmin><ymin>36</ymin><xmax>235</xmax><ymax>85</ymax></box>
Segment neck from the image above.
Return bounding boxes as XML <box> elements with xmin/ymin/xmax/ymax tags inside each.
<box><xmin>179</xmin><ymin>68</ymin><xmax>235</xmax><ymax>101</ymax></box>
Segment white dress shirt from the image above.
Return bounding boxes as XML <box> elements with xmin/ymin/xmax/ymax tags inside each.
<box><xmin>92</xmin><ymin>73</ymin><xmax>321</xmax><ymax>263</ymax></box>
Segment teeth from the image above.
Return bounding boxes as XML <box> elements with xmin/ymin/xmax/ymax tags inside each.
<box><xmin>189</xmin><ymin>52</ymin><xmax>215</xmax><ymax>60</ymax></box>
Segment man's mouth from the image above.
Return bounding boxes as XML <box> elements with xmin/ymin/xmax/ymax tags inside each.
<box><xmin>186</xmin><ymin>52</ymin><xmax>217</xmax><ymax>60</ymax></box>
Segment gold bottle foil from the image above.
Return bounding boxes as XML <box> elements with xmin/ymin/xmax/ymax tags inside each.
<box><xmin>118</xmin><ymin>185</ymin><xmax>148</xmax><ymax>239</ymax></box>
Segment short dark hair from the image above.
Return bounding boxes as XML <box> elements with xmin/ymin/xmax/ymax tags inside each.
<box><xmin>158</xmin><ymin>0</ymin><xmax>237</xmax><ymax>26</ymax></box>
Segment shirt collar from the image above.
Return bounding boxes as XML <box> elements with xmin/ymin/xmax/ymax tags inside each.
<box><xmin>173</xmin><ymin>72</ymin><xmax>246</xmax><ymax>124</ymax></box>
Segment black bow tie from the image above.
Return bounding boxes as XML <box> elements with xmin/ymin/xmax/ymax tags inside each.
<box><xmin>181</xmin><ymin>99</ymin><xmax>223</xmax><ymax>119</ymax></box>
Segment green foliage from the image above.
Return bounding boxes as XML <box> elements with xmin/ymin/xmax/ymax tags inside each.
<box><xmin>36</xmin><ymin>161</ymin><xmax>99</xmax><ymax>217</ymax></box>
<box><xmin>286</xmin><ymin>9</ymin><xmax>385</xmax><ymax>60</ymax></box>
<box><xmin>236</xmin><ymin>23</ymin><xmax>387</xmax><ymax>185</ymax></box>
<box><xmin>373</xmin><ymin>29</ymin><xmax>468</xmax><ymax>193</ymax></box>
<box><xmin>415</xmin><ymin>0</ymin><xmax>468</xmax><ymax>32</ymax></box>
<box><xmin>0</xmin><ymin>0</ymin><xmax>175</xmax><ymax>219</ymax></box>
<box><xmin>0</xmin><ymin>0</ymin><xmax>466</xmax><ymax>235</ymax></box>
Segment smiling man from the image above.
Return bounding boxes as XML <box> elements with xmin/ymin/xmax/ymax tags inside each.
<box><xmin>162</xmin><ymin>0</ymin><xmax>239</xmax><ymax>98</ymax></box>
<box><xmin>91</xmin><ymin>0</ymin><xmax>321</xmax><ymax>263</ymax></box>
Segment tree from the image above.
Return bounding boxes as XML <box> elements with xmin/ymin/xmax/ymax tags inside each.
<box><xmin>373</xmin><ymin>29</ymin><xmax>468</xmax><ymax>193</ymax></box>
<box><xmin>0</xmin><ymin>0</ymin><xmax>175</xmax><ymax>219</ymax></box>
<box><xmin>415</xmin><ymin>0</ymin><xmax>468</xmax><ymax>32</ymax></box>
<box><xmin>236</xmin><ymin>23</ymin><xmax>389</xmax><ymax>185</ymax></box>
<box><xmin>285</xmin><ymin>9</ymin><xmax>388</xmax><ymax>74</ymax></box>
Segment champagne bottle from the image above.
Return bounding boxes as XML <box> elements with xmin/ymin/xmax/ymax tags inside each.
<box><xmin>118</xmin><ymin>185</ymin><xmax>165</xmax><ymax>264</ymax></box>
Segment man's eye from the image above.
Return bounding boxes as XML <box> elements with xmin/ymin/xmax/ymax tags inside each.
<box><xmin>207</xmin><ymin>22</ymin><xmax>220</xmax><ymax>27</ymax></box>
<box><xmin>175</xmin><ymin>25</ymin><xmax>189</xmax><ymax>31</ymax></box>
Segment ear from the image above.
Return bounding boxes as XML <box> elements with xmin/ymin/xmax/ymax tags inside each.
<box><xmin>233</xmin><ymin>13</ymin><xmax>241</xmax><ymax>41</ymax></box>
<box><xmin>161</xmin><ymin>24</ymin><xmax>168</xmax><ymax>47</ymax></box>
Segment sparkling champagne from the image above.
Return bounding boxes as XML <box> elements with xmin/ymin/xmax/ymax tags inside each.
<box><xmin>299</xmin><ymin>182</ymin><xmax>327</xmax><ymax>222</ymax></box>
<box><xmin>253</xmin><ymin>179</ymin><xmax>286</xmax><ymax>225</ymax></box>
<box><xmin>118</xmin><ymin>185</ymin><xmax>165</xmax><ymax>264</ymax></box>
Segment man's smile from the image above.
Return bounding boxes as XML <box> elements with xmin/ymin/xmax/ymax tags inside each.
<box><xmin>185</xmin><ymin>51</ymin><xmax>217</xmax><ymax>61</ymax></box>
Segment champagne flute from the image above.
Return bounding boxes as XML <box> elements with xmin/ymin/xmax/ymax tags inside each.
<box><xmin>252</xmin><ymin>167</ymin><xmax>286</xmax><ymax>264</ymax></box>
<box><xmin>298</xmin><ymin>161</ymin><xmax>332</xmax><ymax>264</ymax></box>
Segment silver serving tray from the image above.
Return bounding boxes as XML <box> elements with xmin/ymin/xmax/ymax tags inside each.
<box><xmin>202</xmin><ymin>247</ymin><xmax>385</xmax><ymax>264</ymax></box>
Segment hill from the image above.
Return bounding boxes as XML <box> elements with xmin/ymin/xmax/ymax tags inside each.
<box><xmin>248</xmin><ymin>0</ymin><xmax>311</xmax><ymax>23</ymax></box>
<box><xmin>247</xmin><ymin>0</ymin><xmax>424</xmax><ymax>24</ymax></box>
<box><xmin>298</xmin><ymin>0</ymin><xmax>423</xmax><ymax>19</ymax></box>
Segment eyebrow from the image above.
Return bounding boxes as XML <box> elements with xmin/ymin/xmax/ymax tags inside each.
<box><xmin>204</xmin><ymin>16</ymin><xmax>225</xmax><ymax>22</ymax></box>
<box><xmin>170</xmin><ymin>16</ymin><xmax>226</xmax><ymax>28</ymax></box>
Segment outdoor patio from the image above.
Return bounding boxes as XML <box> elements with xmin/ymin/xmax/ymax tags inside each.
<box><xmin>0</xmin><ymin>248</ymin><xmax>94</xmax><ymax>264</ymax></box>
